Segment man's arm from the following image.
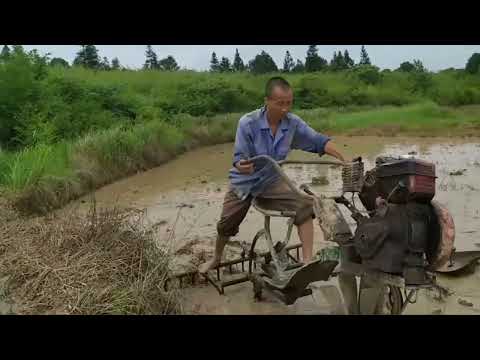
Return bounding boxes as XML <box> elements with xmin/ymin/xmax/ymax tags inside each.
<box><xmin>232</xmin><ymin>118</ymin><xmax>255</xmax><ymax>174</ymax></box>
<box><xmin>324</xmin><ymin>141</ymin><xmax>345</xmax><ymax>163</ymax></box>
<box><xmin>292</xmin><ymin>119</ymin><xmax>345</xmax><ymax>162</ymax></box>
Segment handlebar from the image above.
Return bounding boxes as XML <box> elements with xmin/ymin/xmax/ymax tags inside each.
<box><xmin>247</xmin><ymin>155</ymin><xmax>350</xmax><ymax>200</ymax></box>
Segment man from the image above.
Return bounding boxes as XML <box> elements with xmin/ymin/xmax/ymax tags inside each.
<box><xmin>199</xmin><ymin>77</ymin><xmax>345</xmax><ymax>274</ymax></box>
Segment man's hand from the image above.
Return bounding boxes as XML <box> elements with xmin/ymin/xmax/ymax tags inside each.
<box><xmin>235</xmin><ymin>159</ymin><xmax>254</xmax><ymax>174</ymax></box>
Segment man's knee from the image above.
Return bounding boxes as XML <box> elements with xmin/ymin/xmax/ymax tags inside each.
<box><xmin>216</xmin><ymin>220</ymin><xmax>240</xmax><ymax>238</ymax></box>
<box><xmin>293</xmin><ymin>204</ymin><xmax>315</xmax><ymax>226</ymax></box>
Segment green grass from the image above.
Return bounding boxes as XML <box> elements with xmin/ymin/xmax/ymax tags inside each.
<box><xmin>0</xmin><ymin>142</ymin><xmax>74</xmax><ymax>192</ymax></box>
<box><xmin>299</xmin><ymin>102</ymin><xmax>480</xmax><ymax>135</ymax></box>
<box><xmin>3</xmin><ymin>59</ymin><xmax>480</xmax><ymax>151</ymax></box>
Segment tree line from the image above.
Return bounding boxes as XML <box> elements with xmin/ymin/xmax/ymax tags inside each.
<box><xmin>210</xmin><ymin>45</ymin><xmax>366</xmax><ymax>74</ymax></box>
<box><xmin>1</xmin><ymin>44</ymin><xmax>480</xmax><ymax>75</ymax></box>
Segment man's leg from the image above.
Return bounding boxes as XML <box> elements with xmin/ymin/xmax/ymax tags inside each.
<box><xmin>297</xmin><ymin>217</ymin><xmax>314</xmax><ymax>263</ymax></box>
<box><xmin>198</xmin><ymin>187</ymin><xmax>251</xmax><ymax>274</ymax></box>
<box><xmin>198</xmin><ymin>234</ymin><xmax>230</xmax><ymax>274</ymax></box>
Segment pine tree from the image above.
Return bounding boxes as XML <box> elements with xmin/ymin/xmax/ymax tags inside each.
<box><xmin>100</xmin><ymin>57</ymin><xmax>110</xmax><ymax>70</ymax></box>
<box><xmin>0</xmin><ymin>45</ymin><xmax>10</xmax><ymax>61</ymax></box>
<box><xmin>336</xmin><ymin>51</ymin><xmax>346</xmax><ymax>70</ymax></box>
<box><xmin>111</xmin><ymin>57</ymin><xmax>120</xmax><ymax>70</ymax></box>
<box><xmin>232</xmin><ymin>48</ymin><xmax>245</xmax><ymax>72</ymax></box>
<box><xmin>11</xmin><ymin>45</ymin><xmax>25</xmax><ymax>55</ymax></box>
<box><xmin>144</xmin><ymin>45</ymin><xmax>159</xmax><ymax>70</ymax></box>
<box><xmin>282</xmin><ymin>50</ymin><xmax>294</xmax><ymax>72</ymax></box>
<box><xmin>359</xmin><ymin>45</ymin><xmax>371</xmax><ymax>65</ymax></box>
<box><xmin>73</xmin><ymin>45</ymin><xmax>100</xmax><ymax>69</ymax></box>
<box><xmin>219</xmin><ymin>57</ymin><xmax>231</xmax><ymax>72</ymax></box>
<box><xmin>85</xmin><ymin>45</ymin><xmax>100</xmax><ymax>69</ymax></box>
<box><xmin>210</xmin><ymin>52</ymin><xmax>220</xmax><ymax>72</ymax></box>
<box><xmin>292</xmin><ymin>59</ymin><xmax>305</xmax><ymax>73</ymax></box>
<box><xmin>465</xmin><ymin>53</ymin><xmax>480</xmax><ymax>74</ymax></box>
<box><xmin>305</xmin><ymin>45</ymin><xmax>327</xmax><ymax>72</ymax></box>
<box><xmin>248</xmin><ymin>51</ymin><xmax>278</xmax><ymax>74</ymax></box>
<box><xmin>73</xmin><ymin>45</ymin><xmax>86</xmax><ymax>66</ymax></box>
<box><xmin>344</xmin><ymin>49</ymin><xmax>354</xmax><ymax>68</ymax></box>
<box><xmin>330</xmin><ymin>51</ymin><xmax>338</xmax><ymax>69</ymax></box>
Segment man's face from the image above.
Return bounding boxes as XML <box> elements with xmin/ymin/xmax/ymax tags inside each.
<box><xmin>265</xmin><ymin>86</ymin><xmax>293</xmax><ymax>119</ymax></box>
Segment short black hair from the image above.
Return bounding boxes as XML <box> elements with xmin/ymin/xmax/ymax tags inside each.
<box><xmin>265</xmin><ymin>76</ymin><xmax>291</xmax><ymax>98</ymax></box>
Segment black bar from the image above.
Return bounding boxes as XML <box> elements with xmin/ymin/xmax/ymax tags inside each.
<box><xmin>288</xmin><ymin>253</ymin><xmax>298</xmax><ymax>263</ymax></box>
<box><xmin>221</xmin><ymin>275</ymin><xmax>250</xmax><ymax>288</ymax></box>
<box><xmin>202</xmin><ymin>274</ymin><xmax>224</xmax><ymax>295</ymax></box>
<box><xmin>169</xmin><ymin>244</ymin><xmax>304</xmax><ymax>285</ymax></box>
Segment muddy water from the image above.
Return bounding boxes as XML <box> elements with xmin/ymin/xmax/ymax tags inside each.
<box><xmin>68</xmin><ymin>136</ymin><xmax>480</xmax><ymax>315</ymax></box>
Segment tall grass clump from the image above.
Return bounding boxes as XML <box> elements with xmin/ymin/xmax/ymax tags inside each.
<box><xmin>0</xmin><ymin>202</ymin><xmax>182</xmax><ymax>314</ymax></box>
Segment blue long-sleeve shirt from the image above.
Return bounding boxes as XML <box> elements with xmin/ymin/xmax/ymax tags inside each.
<box><xmin>229</xmin><ymin>106</ymin><xmax>331</xmax><ymax>200</ymax></box>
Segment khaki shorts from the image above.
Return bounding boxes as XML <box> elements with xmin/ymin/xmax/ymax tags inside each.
<box><xmin>216</xmin><ymin>180</ymin><xmax>315</xmax><ymax>238</ymax></box>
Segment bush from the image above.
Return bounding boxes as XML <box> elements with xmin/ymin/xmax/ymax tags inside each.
<box><xmin>354</xmin><ymin>65</ymin><xmax>382</xmax><ymax>85</ymax></box>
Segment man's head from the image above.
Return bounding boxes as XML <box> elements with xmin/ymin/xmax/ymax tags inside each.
<box><xmin>264</xmin><ymin>77</ymin><xmax>293</xmax><ymax>120</ymax></box>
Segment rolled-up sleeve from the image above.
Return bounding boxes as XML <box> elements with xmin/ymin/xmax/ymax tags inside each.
<box><xmin>291</xmin><ymin>119</ymin><xmax>331</xmax><ymax>155</ymax></box>
<box><xmin>232</xmin><ymin>117</ymin><xmax>252</xmax><ymax>166</ymax></box>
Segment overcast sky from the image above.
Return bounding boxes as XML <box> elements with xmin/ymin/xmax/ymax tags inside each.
<box><xmin>21</xmin><ymin>45</ymin><xmax>480</xmax><ymax>72</ymax></box>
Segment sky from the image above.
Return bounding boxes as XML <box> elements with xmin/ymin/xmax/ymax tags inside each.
<box><xmin>21</xmin><ymin>45</ymin><xmax>480</xmax><ymax>72</ymax></box>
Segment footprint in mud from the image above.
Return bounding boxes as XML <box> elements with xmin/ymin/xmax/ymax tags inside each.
<box><xmin>458</xmin><ymin>298</ymin><xmax>474</xmax><ymax>307</ymax></box>
<box><xmin>152</xmin><ymin>220</ymin><xmax>168</xmax><ymax>230</ymax></box>
<box><xmin>449</xmin><ymin>169</ymin><xmax>467</xmax><ymax>176</ymax></box>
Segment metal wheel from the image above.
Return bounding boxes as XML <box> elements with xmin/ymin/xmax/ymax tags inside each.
<box><xmin>374</xmin><ymin>285</ymin><xmax>404</xmax><ymax>315</ymax></box>
<box><xmin>248</xmin><ymin>229</ymin><xmax>266</xmax><ymax>274</ymax></box>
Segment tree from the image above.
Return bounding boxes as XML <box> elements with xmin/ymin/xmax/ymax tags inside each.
<box><xmin>305</xmin><ymin>45</ymin><xmax>327</xmax><ymax>72</ymax></box>
<box><xmin>465</xmin><ymin>53</ymin><xmax>480</xmax><ymax>74</ymax></box>
<box><xmin>73</xmin><ymin>45</ymin><xmax>86</xmax><ymax>66</ymax></box>
<box><xmin>11</xmin><ymin>45</ymin><xmax>25</xmax><ymax>56</ymax></box>
<box><xmin>219</xmin><ymin>57</ymin><xmax>231</xmax><ymax>72</ymax></box>
<box><xmin>397</xmin><ymin>61</ymin><xmax>415</xmax><ymax>72</ymax></box>
<box><xmin>210</xmin><ymin>52</ymin><xmax>220</xmax><ymax>72</ymax></box>
<box><xmin>144</xmin><ymin>45</ymin><xmax>159</xmax><ymax>70</ymax></box>
<box><xmin>409</xmin><ymin>60</ymin><xmax>432</xmax><ymax>94</ymax></box>
<box><xmin>73</xmin><ymin>45</ymin><xmax>100</xmax><ymax>69</ymax></box>
<box><xmin>84</xmin><ymin>45</ymin><xmax>100</xmax><ymax>69</ymax></box>
<box><xmin>359</xmin><ymin>45</ymin><xmax>371</xmax><ymax>65</ymax></box>
<box><xmin>111</xmin><ymin>57</ymin><xmax>120</xmax><ymax>70</ymax></box>
<box><xmin>330</xmin><ymin>51</ymin><xmax>347</xmax><ymax>71</ymax></box>
<box><xmin>248</xmin><ymin>50</ymin><xmax>278</xmax><ymax>74</ymax></box>
<box><xmin>100</xmin><ymin>56</ymin><xmax>110</xmax><ymax>70</ymax></box>
<box><xmin>159</xmin><ymin>55</ymin><xmax>179</xmax><ymax>71</ymax></box>
<box><xmin>292</xmin><ymin>59</ymin><xmax>305</xmax><ymax>73</ymax></box>
<box><xmin>344</xmin><ymin>50</ymin><xmax>354</xmax><ymax>68</ymax></box>
<box><xmin>26</xmin><ymin>49</ymin><xmax>50</xmax><ymax>80</ymax></box>
<box><xmin>232</xmin><ymin>48</ymin><xmax>245</xmax><ymax>72</ymax></box>
<box><xmin>49</xmin><ymin>57</ymin><xmax>69</xmax><ymax>67</ymax></box>
<box><xmin>412</xmin><ymin>59</ymin><xmax>427</xmax><ymax>73</ymax></box>
<box><xmin>0</xmin><ymin>45</ymin><xmax>10</xmax><ymax>61</ymax></box>
<box><xmin>282</xmin><ymin>50</ymin><xmax>294</xmax><ymax>72</ymax></box>
<box><xmin>356</xmin><ymin>65</ymin><xmax>382</xmax><ymax>85</ymax></box>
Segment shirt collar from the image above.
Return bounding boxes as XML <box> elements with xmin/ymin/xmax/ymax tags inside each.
<box><xmin>260</xmin><ymin>106</ymin><xmax>290</xmax><ymax>131</ymax></box>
